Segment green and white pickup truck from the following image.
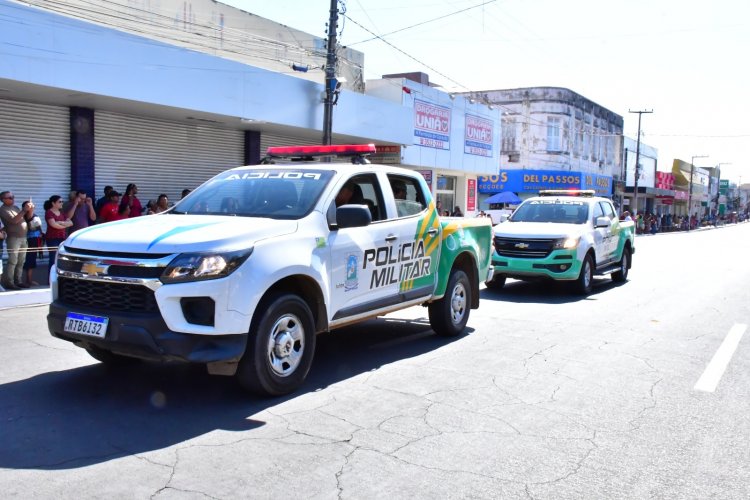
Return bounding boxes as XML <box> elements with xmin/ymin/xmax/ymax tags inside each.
<box><xmin>486</xmin><ymin>190</ymin><xmax>635</xmax><ymax>294</ymax></box>
<box><xmin>47</xmin><ymin>144</ymin><xmax>493</xmax><ymax>396</ymax></box>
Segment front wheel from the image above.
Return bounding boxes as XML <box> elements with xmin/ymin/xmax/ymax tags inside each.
<box><xmin>485</xmin><ymin>275</ymin><xmax>506</xmax><ymax>290</ymax></box>
<box><xmin>612</xmin><ymin>246</ymin><xmax>631</xmax><ymax>282</ymax></box>
<box><xmin>429</xmin><ymin>269</ymin><xmax>472</xmax><ymax>337</ymax></box>
<box><xmin>236</xmin><ymin>294</ymin><xmax>316</xmax><ymax>396</ymax></box>
<box><xmin>574</xmin><ymin>254</ymin><xmax>594</xmax><ymax>295</ymax></box>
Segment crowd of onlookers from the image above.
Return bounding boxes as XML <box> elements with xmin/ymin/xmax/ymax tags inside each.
<box><xmin>0</xmin><ymin>185</ymin><xmax>189</xmax><ymax>291</ymax></box>
<box><xmin>621</xmin><ymin>211</ymin><xmax>746</xmax><ymax>234</ymax></box>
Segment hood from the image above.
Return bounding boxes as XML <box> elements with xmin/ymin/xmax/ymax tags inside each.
<box><xmin>493</xmin><ymin>221</ymin><xmax>588</xmax><ymax>239</ymax></box>
<box><xmin>64</xmin><ymin>214</ymin><xmax>298</xmax><ymax>254</ymax></box>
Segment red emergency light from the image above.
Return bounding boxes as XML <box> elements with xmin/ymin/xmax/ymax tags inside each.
<box><xmin>266</xmin><ymin>144</ymin><xmax>376</xmax><ymax>157</ymax></box>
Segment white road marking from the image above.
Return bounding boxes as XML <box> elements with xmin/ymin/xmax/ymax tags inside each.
<box><xmin>694</xmin><ymin>323</ymin><xmax>747</xmax><ymax>393</ymax></box>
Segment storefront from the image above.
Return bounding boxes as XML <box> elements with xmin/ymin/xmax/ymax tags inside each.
<box><xmin>477</xmin><ymin>169</ymin><xmax>612</xmax><ymax>208</ymax></box>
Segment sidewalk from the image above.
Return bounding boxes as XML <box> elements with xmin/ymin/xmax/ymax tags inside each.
<box><xmin>0</xmin><ymin>263</ymin><xmax>52</xmax><ymax>309</ymax></box>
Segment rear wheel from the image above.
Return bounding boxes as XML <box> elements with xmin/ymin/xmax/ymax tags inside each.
<box><xmin>236</xmin><ymin>294</ymin><xmax>315</xmax><ymax>396</ymax></box>
<box><xmin>574</xmin><ymin>254</ymin><xmax>594</xmax><ymax>295</ymax></box>
<box><xmin>429</xmin><ymin>269</ymin><xmax>471</xmax><ymax>337</ymax></box>
<box><xmin>612</xmin><ymin>246</ymin><xmax>631</xmax><ymax>282</ymax></box>
<box><xmin>485</xmin><ymin>275</ymin><xmax>506</xmax><ymax>290</ymax></box>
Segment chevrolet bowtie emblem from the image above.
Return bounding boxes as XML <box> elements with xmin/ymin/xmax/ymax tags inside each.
<box><xmin>81</xmin><ymin>262</ymin><xmax>108</xmax><ymax>276</ymax></box>
<box><xmin>514</xmin><ymin>243</ymin><xmax>529</xmax><ymax>249</ymax></box>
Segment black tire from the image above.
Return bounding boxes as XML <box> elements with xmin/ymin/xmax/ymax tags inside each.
<box><xmin>485</xmin><ymin>275</ymin><xmax>506</xmax><ymax>290</ymax></box>
<box><xmin>85</xmin><ymin>345</ymin><xmax>140</xmax><ymax>366</ymax></box>
<box><xmin>574</xmin><ymin>254</ymin><xmax>594</xmax><ymax>295</ymax></box>
<box><xmin>429</xmin><ymin>269</ymin><xmax>471</xmax><ymax>337</ymax></box>
<box><xmin>236</xmin><ymin>294</ymin><xmax>316</xmax><ymax>396</ymax></box>
<box><xmin>612</xmin><ymin>246</ymin><xmax>631</xmax><ymax>283</ymax></box>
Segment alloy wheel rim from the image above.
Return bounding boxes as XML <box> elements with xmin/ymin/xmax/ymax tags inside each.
<box><xmin>450</xmin><ymin>282</ymin><xmax>467</xmax><ymax>324</ymax></box>
<box><xmin>266</xmin><ymin>314</ymin><xmax>304</xmax><ymax>377</ymax></box>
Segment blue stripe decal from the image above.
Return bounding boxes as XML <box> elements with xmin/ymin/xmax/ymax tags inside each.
<box><xmin>67</xmin><ymin>218</ymin><xmax>139</xmax><ymax>245</ymax></box>
<box><xmin>147</xmin><ymin>223</ymin><xmax>217</xmax><ymax>250</ymax></box>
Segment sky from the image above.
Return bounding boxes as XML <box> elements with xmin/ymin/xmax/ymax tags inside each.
<box><xmin>224</xmin><ymin>0</ymin><xmax>750</xmax><ymax>183</ymax></box>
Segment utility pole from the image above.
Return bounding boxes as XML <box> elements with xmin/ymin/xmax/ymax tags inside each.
<box><xmin>322</xmin><ymin>0</ymin><xmax>339</xmax><ymax>146</ymax></box>
<box><xmin>628</xmin><ymin>109</ymin><xmax>653</xmax><ymax>216</ymax></box>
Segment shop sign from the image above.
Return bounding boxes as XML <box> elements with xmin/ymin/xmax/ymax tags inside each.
<box><xmin>464</xmin><ymin>114</ymin><xmax>493</xmax><ymax>157</ymax></box>
<box><xmin>414</xmin><ymin>100</ymin><xmax>451</xmax><ymax>150</ymax></box>
<box><xmin>415</xmin><ymin>169</ymin><xmax>433</xmax><ymax>188</ymax></box>
<box><xmin>370</xmin><ymin>145</ymin><xmax>401</xmax><ymax>164</ymax></box>
<box><xmin>673</xmin><ymin>191</ymin><xmax>689</xmax><ymax>201</ymax></box>
<box><xmin>478</xmin><ymin>169</ymin><xmax>613</xmax><ymax>196</ymax></box>
<box><xmin>656</xmin><ymin>172</ymin><xmax>675</xmax><ymax>190</ymax></box>
<box><xmin>719</xmin><ymin>179</ymin><xmax>729</xmax><ymax>194</ymax></box>
<box><xmin>467</xmin><ymin>179</ymin><xmax>476</xmax><ymax>211</ymax></box>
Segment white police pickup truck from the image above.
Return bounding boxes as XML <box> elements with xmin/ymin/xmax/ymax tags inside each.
<box><xmin>486</xmin><ymin>190</ymin><xmax>635</xmax><ymax>294</ymax></box>
<box><xmin>48</xmin><ymin>145</ymin><xmax>493</xmax><ymax>396</ymax></box>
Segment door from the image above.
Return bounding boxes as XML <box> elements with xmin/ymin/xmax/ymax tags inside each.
<box><xmin>591</xmin><ymin>201</ymin><xmax>611</xmax><ymax>266</ymax></box>
<box><xmin>328</xmin><ymin>173</ymin><xmax>392</xmax><ymax>320</ymax></box>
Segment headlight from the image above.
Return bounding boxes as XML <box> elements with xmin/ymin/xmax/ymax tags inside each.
<box><xmin>161</xmin><ymin>248</ymin><xmax>253</xmax><ymax>283</ymax></box>
<box><xmin>553</xmin><ymin>236</ymin><xmax>580</xmax><ymax>249</ymax></box>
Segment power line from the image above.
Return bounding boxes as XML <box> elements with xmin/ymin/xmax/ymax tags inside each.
<box><xmin>347</xmin><ymin>0</ymin><xmax>496</xmax><ymax>45</ymax></box>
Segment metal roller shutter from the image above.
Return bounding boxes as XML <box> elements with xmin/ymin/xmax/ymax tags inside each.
<box><xmin>95</xmin><ymin>112</ymin><xmax>244</xmax><ymax>206</ymax></box>
<box><xmin>260</xmin><ymin>132</ymin><xmax>314</xmax><ymax>153</ymax></box>
<box><xmin>0</xmin><ymin>99</ymin><xmax>70</xmax><ymax>205</ymax></box>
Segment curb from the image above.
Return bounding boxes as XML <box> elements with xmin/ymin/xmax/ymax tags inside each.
<box><xmin>0</xmin><ymin>288</ymin><xmax>51</xmax><ymax>310</ymax></box>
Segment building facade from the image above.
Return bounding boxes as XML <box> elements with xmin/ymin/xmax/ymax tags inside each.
<box><xmin>0</xmin><ymin>0</ymin><xmax>498</xmax><ymax>216</ymax></box>
<box><xmin>467</xmin><ymin>87</ymin><xmax>623</xmax><ymax>209</ymax></box>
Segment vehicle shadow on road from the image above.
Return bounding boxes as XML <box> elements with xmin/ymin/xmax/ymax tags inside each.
<box><xmin>0</xmin><ymin>315</ymin><xmax>464</xmax><ymax>471</ymax></box>
<box><xmin>481</xmin><ymin>277</ymin><xmax>624</xmax><ymax>304</ymax></box>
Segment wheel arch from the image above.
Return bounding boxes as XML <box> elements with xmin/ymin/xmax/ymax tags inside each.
<box><xmin>450</xmin><ymin>251</ymin><xmax>480</xmax><ymax>309</ymax></box>
<box><xmin>254</xmin><ymin>274</ymin><xmax>328</xmax><ymax>334</ymax></box>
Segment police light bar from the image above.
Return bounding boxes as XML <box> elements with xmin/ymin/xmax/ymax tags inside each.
<box><xmin>539</xmin><ymin>189</ymin><xmax>596</xmax><ymax>197</ymax></box>
<box><xmin>266</xmin><ymin>144</ymin><xmax>376</xmax><ymax>157</ymax></box>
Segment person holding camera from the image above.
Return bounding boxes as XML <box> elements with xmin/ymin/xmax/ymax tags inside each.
<box><xmin>0</xmin><ymin>191</ymin><xmax>33</xmax><ymax>289</ymax></box>
<box><xmin>63</xmin><ymin>189</ymin><xmax>96</xmax><ymax>234</ymax></box>
<box><xmin>22</xmin><ymin>200</ymin><xmax>43</xmax><ymax>286</ymax></box>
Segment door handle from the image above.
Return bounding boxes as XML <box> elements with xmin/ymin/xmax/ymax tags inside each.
<box><xmin>385</xmin><ymin>234</ymin><xmax>398</xmax><ymax>242</ymax></box>
<box><xmin>427</xmin><ymin>228</ymin><xmax>439</xmax><ymax>235</ymax></box>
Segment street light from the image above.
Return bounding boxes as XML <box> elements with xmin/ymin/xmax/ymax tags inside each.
<box><xmin>687</xmin><ymin>154</ymin><xmax>708</xmax><ymax>231</ymax></box>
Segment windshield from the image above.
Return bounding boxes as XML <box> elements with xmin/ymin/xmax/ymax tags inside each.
<box><xmin>509</xmin><ymin>199</ymin><xmax>589</xmax><ymax>224</ymax></box>
<box><xmin>171</xmin><ymin>168</ymin><xmax>335</xmax><ymax>218</ymax></box>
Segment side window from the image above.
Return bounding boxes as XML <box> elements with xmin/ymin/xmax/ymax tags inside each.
<box><xmin>600</xmin><ymin>201</ymin><xmax>616</xmax><ymax>220</ymax></box>
<box><xmin>335</xmin><ymin>174</ymin><xmax>384</xmax><ymax>222</ymax></box>
<box><xmin>592</xmin><ymin>201</ymin><xmax>604</xmax><ymax>220</ymax></box>
<box><xmin>387</xmin><ymin>174</ymin><xmax>427</xmax><ymax>218</ymax></box>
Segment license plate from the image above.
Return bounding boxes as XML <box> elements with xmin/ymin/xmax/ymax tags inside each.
<box><xmin>64</xmin><ymin>312</ymin><xmax>109</xmax><ymax>338</ymax></box>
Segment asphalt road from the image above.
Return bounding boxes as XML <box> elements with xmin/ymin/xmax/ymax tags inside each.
<box><xmin>1</xmin><ymin>223</ymin><xmax>748</xmax><ymax>499</ymax></box>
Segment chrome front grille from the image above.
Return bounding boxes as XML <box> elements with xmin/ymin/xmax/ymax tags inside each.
<box><xmin>494</xmin><ymin>237</ymin><xmax>555</xmax><ymax>259</ymax></box>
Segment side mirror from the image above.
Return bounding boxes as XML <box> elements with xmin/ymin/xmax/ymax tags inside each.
<box><xmin>595</xmin><ymin>216</ymin><xmax>610</xmax><ymax>228</ymax></box>
<box><xmin>336</xmin><ymin>205</ymin><xmax>372</xmax><ymax>229</ymax></box>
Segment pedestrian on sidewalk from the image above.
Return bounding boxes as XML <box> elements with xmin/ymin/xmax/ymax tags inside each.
<box><xmin>44</xmin><ymin>195</ymin><xmax>73</xmax><ymax>270</ymax></box>
<box><xmin>22</xmin><ymin>200</ymin><xmax>43</xmax><ymax>287</ymax></box>
<box><xmin>0</xmin><ymin>191</ymin><xmax>33</xmax><ymax>289</ymax></box>
<box><xmin>64</xmin><ymin>189</ymin><xmax>96</xmax><ymax>234</ymax></box>
<box><xmin>0</xmin><ymin>222</ymin><xmax>6</xmax><ymax>292</ymax></box>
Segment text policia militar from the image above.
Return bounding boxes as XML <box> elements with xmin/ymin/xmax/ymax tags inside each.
<box><xmin>364</xmin><ymin>239</ymin><xmax>431</xmax><ymax>289</ymax></box>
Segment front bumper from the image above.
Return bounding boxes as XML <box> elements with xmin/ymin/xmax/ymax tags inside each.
<box><xmin>48</xmin><ymin>301</ymin><xmax>247</xmax><ymax>363</ymax></box>
<box><xmin>490</xmin><ymin>249</ymin><xmax>582</xmax><ymax>281</ymax></box>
